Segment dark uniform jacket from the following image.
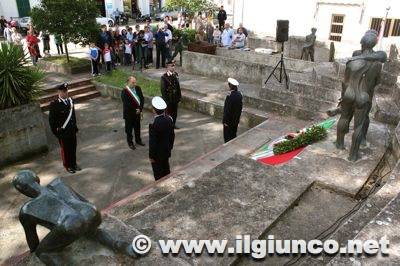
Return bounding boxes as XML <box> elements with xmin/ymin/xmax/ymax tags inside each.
<box><xmin>49</xmin><ymin>98</ymin><xmax>78</xmax><ymax>138</ymax></box>
<box><xmin>161</xmin><ymin>72</ymin><xmax>181</xmax><ymax>104</ymax></box>
<box><xmin>121</xmin><ymin>86</ymin><xmax>144</xmax><ymax>120</ymax></box>
<box><xmin>149</xmin><ymin>114</ymin><xmax>175</xmax><ymax>160</ymax></box>
<box><xmin>223</xmin><ymin>90</ymin><xmax>243</xmax><ymax>127</ymax></box>
<box><xmin>217</xmin><ymin>10</ymin><xmax>227</xmax><ymax>22</ymax></box>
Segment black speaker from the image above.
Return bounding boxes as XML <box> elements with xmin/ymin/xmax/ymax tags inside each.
<box><xmin>276</xmin><ymin>20</ymin><xmax>289</xmax><ymax>43</ymax></box>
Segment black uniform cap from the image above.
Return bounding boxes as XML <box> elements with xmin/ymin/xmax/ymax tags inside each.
<box><xmin>58</xmin><ymin>83</ymin><xmax>69</xmax><ymax>91</ymax></box>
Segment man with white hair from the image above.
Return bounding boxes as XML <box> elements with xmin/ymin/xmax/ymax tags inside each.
<box><xmin>221</xmin><ymin>23</ymin><xmax>234</xmax><ymax>47</ymax></box>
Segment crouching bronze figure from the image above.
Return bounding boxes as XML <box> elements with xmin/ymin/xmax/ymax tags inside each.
<box><xmin>13</xmin><ymin>170</ymin><xmax>135</xmax><ymax>265</ymax></box>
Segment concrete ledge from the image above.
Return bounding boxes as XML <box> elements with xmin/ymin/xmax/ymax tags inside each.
<box><xmin>0</xmin><ymin>103</ymin><xmax>48</xmax><ymax>166</ymax></box>
<box><xmin>247</xmin><ymin>36</ymin><xmax>331</xmax><ymax>62</ymax></box>
<box><xmin>38</xmin><ymin>58</ymin><xmax>91</xmax><ymax>75</ymax></box>
<box><xmin>215</xmin><ymin>47</ymin><xmax>316</xmax><ymax>72</ymax></box>
<box><xmin>182</xmin><ymin>50</ymin><xmax>270</xmax><ymax>84</ymax></box>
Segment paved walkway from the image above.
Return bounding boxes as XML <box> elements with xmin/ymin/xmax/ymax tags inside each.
<box><xmin>0</xmin><ymin>95</ymin><xmax>247</xmax><ymax>264</ymax></box>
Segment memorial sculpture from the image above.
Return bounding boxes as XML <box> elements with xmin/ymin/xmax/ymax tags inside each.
<box><xmin>327</xmin><ymin>30</ymin><xmax>387</xmax><ymax>161</ymax></box>
<box><xmin>301</xmin><ymin>27</ymin><xmax>317</xmax><ymax>62</ymax></box>
<box><xmin>13</xmin><ymin>170</ymin><xmax>135</xmax><ymax>265</ymax></box>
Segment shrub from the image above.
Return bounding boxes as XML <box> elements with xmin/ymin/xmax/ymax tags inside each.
<box><xmin>273</xmin><ymin>125</ymin><xmax>328</xmax><ymax>155</ymax></box>
<box><xmin>0</xmin><ymin>43</ymin><xmax>43</xmax><ymax>110</ymax></box>
<box><xmin>174</xmin><ymin>28</ymin><xmax>196</xmax><ymax>45</ymax></box>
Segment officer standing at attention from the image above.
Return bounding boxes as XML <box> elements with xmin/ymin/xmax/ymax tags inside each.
<box><xmin>149</xmin><ymin>97</ymin><xmax>175</xmax><ymax>180</ymax></box>
<box><xmin>49</xmin><ymin>83</ymin><xmax>81</xmax><ymax>173</ymax></box>
<box><xmin>223</xmin><ymin>78</ymin><xmax>243</xmax><ymax>143</ymax></box>
<box><xmin>121</xmin><ymin>76</ymin><xmax>145</xmax><ymax>150</ymax></box>
<box><xmin>161</xmin><ymin>60</ymin><xmax>181</xmax><ymax>129</ymax></box>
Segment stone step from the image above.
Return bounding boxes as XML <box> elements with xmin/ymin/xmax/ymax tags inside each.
<box><xmin>118</xmin><ymin>155</ymin><xmax>312</xmax><ymax>265</ymax></box>
<box><xmin>40</xmin><ymin>78</ymin><xmax>93</xmax><ymax>95</ymax></box>
<box><xmin>142</xmin><ymin>69</ymin><xmax>323</xmax><ymax>121</ymax></box>
<box><xmin>180</xmin><ymin>90</ymin><xmax>269</xmax><ymax>128</ymax></box>
<box><xmin>260</xmin><ymin>87</ymin><xmax>337</xmax><ymax>113</ymax></box>
<box><xmin>40</xmin><ymin>90</ymin><xmax>101</xmax><ymax>111</ymax></box>
<box><xmin>39</xmin><ymin>84</ymin><xmax>96</xmax><ymax>104</ymax></box>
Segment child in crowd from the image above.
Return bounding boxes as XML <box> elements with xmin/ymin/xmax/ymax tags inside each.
<box><xmin>123</xmin><ymin>39</ymin><xmax>132</xmax><ymax>66</ymax></box>
<box><xmin>89</xmin><ymin>43</ymin><xmax>100</xmax><ymax>76</ymax></box>
<box><xmin>213</xmin><ymin>25</ymin><xmax>221</xmax><ymax>45</ymax></box>
<box><xmin>103</xmin><ymin>43</ymin><xmax>112</xmax><ymax>72</ymax></box>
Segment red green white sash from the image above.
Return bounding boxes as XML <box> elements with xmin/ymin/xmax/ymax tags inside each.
<box><xmin>125</xmin><ymin>86</ymin><xmax>140</xmax><ymax>107</ymax></box>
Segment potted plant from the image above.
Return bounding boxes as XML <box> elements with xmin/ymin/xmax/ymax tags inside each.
<box><xmin>0</xmin><ymin>42</ymin><xmax>48</xmax><ymax>166</ymax></box>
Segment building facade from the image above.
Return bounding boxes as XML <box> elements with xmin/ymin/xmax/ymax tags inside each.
<box><xmin>0</xmin><ymin>0</ymin><xmax>40</xmax><ymax>19</ymax></box>
<box><xmin>231</xmin><ymin>0</ymin><xmax>400</xmax><ymax>52</ymax></box>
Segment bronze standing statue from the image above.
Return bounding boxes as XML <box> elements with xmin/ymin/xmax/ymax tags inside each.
<box><xmin>327</xmin><ymin>30</ymin><xmax>387</xmax><ymax>161</ymax></box>
<box><xmin>301</xmin><ymin>28</ymin><xmax>317</xmax><ymax>62</ymax></box>
<box><xmin>13</xmin><ymin>170</ymin><xmax>135</xmax><ymax>265</ymax></box>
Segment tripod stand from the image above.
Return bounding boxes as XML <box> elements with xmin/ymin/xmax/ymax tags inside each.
<box><xmin>265</xmin><ymin>42</ymin><xmax>289</xmax><ymax>89</ymax></box>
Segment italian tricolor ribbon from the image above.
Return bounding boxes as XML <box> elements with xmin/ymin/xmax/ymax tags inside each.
<box><xmin>126</xmin><ymin>86</ymin><xmax>140</xmax><ymax>107</ymax></box>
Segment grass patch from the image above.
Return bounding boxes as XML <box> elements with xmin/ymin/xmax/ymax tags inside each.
<box><xmin>43</xmin><ymin>56</ymin><xmax>90</xmax><ymax>68</ymax></box>
<box><xmin>95</xmin><ymin>69</ymin><xmax>160</xmax><ymax>97</ymax></box>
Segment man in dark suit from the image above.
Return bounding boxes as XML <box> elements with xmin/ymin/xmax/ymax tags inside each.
<box><xmin>121</xmin><ymin>76</ymin><xmax>145</xmax><ymax>150</ymax></box>
<box><xmin>223</xmin><ymin>78</ymin><xmax>243</xmax><ymax>143</ymax></box>
<box><xmin>49</xmin><ymin>83</ymin><xmax>81</xmax><ymax>173</ymax></box>
<box><xmin>149</xmin><ymin>97</ymin><xmax>175</xmax><ymax>181</ymax></box>
<box><xmin>161</xmin><ymin>60</ymin><xmax>181</xmax><ymax>129</ymax></box>
<box><xmin>217</xmin><ymin>6</ymin><xmax>227</xmax><ymax>31</ymax></box>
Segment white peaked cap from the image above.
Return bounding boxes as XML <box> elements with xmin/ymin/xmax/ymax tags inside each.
<box><xmin>152</xmin><ymin>96</ymin><xmax>167</xmax><ymax>110</ymax></box>
<box><xmin>228</xmin><ymin>78</ymin><xmax>239</xmax><ymax>86</ymax></box>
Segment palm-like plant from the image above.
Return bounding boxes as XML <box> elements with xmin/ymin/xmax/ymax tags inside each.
<box><xmin>0</xmin><ymin>42</ymin><xmax>43</xmax><ymax>110</ymax></box>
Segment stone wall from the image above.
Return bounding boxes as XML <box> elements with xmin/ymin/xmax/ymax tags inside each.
<box><xmin>182</xmin><ymin>51</ymin><xmax>271</xmax><ymax>84</ymax></box>
<box><xmin>38</xmin><ymin>59</ymin><xmax>91</xmax><ymax>75</ymax></box>
<box><xmin>247</xmin><ymin>36</ymin><xmax>331</xmax><ymax>62</ymax></box>
<box><xmin>215</xmin><ymin>48</ymin><xmax>315</xmax><ymax>72</ymax></box>
<box><xmin>0</xmin><ymin>103</ymin><xmax>48</xmax><ymax>166</ymax></box>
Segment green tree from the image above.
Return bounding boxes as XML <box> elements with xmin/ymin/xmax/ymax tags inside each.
<box><xmin>31</xmin><ymin>0</ymin><xmax>100</xmax><ymax>62</ymax></box>
<box><xmin>166</xmin><ymin>0</ymin><xmax>216</xmax><ymax>17</ymax></box>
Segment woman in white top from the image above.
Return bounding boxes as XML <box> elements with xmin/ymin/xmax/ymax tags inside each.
<box><xmin>11</xmin><ymin>27</ymin><xmax>23</xmax><ymax>46</ymax></box>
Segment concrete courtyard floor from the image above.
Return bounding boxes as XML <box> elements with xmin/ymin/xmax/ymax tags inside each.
<box><xmin>0</xmin><ymin>96</ymin><xmax>247</xmax><ymax>264</ymax></box>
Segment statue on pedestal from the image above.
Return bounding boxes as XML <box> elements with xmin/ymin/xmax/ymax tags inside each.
<box><xmin>327</xmin><ymin>30</ymin><xmax>387</xmax><ymax>161</ymax></box>
<box><xmin>301</xmin><ymin>28</ymin><xmax>317</xmax><ymax>62</ymax></box>
<box><xmin>13</xmin><ymin>170</ymin><xmax>135</xmax><ymax>265</ymax></box>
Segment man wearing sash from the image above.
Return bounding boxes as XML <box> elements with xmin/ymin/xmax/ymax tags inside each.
<box><xmin>49</xmin><ymin>83</ymin><xmax>81</xmax><ymax>174</ymax></box>
<box><xmin>121</xmin><ymin>76</ymin><xmax>145</xmax><ymax>150</ymax></box>
<box><xmin>161</xmin><ymin>60</ymin><xmax>181</xmax><ymax>129</ymax></box>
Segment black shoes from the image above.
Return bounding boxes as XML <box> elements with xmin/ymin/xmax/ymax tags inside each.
<box><xmin>136</xmin><ymin>140</ymin><xmax>145</xmax><ymax>146</ymax></box>
<box><xmin>67</xmin><ymin>168</ymin><xmax>76</xmax><ymax>174</ymax></box>
<box><xmin>128</xmin><ymin>144</ymin><xmax>136</xmax><ymax>150</ymax></box>
<box><xmin>66</xmin><ymin>165</ymin><xmax>82</xmax><ymax>174</ymax></box>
